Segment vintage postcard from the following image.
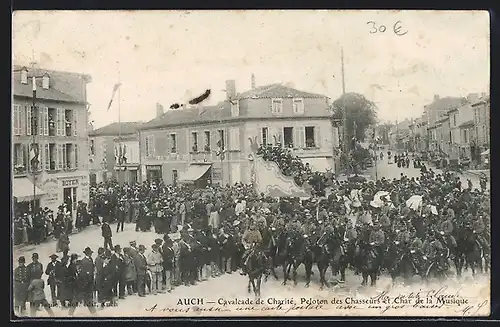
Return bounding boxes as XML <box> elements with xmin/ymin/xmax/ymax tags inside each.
<box><xmin>12</xmin><ymin>10</ymin><xmax>490</xmax><ymax>318</ymax></box>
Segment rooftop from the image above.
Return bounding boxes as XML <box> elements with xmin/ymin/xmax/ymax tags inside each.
<box><xmin>140</xmin><ymin>83</ymin><xmax>329</xmax><ymax>130</ymax></box>
<box><xmin>234</xmin><ymin>83</ymin><xmax>328</xmax><ymax>100</ymax></box>
<box><xmin>12</xmin><ymin>65</ymin><xmax>92</xmax><ymax>104</ymax></box>
<box><xmin>459</xmin><ymin>120</ymin><xmax>474</xmax><ymax>128</ymax></box>
<box><xmin>89</xmin><ymin>122</ymin><xmax>144</xmax><ymax>137</ymax></box>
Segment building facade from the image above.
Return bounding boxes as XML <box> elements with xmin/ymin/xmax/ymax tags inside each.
<box><xmin>12</xmin><ymin>65</ymin><xmax>92</xmax><ymax>214</ymax></box>
<box><xmin>472</xmin><ymin>95</ymin><xmax>490</xmax><ymax>152</ymax></box>
<box><xmin>88</xmin><ymin>122</ymin><xmax>143</xmax><ymax>185</ymax></box>
<box><xmin>139</xmin><ymin>80</ymin><xmax>338</xmax><ymax>186</ymax></box>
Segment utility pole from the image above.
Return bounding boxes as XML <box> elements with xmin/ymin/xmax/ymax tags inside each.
<box><xmin>340</xmin><ymin>46</ymin><xmax>349</xmax><ymax>175</ymax></box>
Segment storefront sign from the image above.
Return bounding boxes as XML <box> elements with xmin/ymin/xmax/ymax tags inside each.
<box><xmin>61</xmin><ymin>178</ymin><xmax>80</xmax><ymax>187</ymax></box>
<box><xmin>212</xmin><ymin>168</ymin><xmax>222</xmax><ymax>179</ymax></box>
<box><xmin>41</xmin><ymin>178</ymin><xmax>59</xmax><ymax>207</ymax></box>
<box><xmin>147</xmin><ymin>165</ymin><xmax>162</xmax><ymax>171</ymax></box>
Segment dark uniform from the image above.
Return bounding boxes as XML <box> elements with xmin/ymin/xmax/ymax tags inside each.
<box><xmin>179</xmin><ymin>235</ymin><xmax>195</xmax><ymax>285</ymax></box>
<box><xmin>14</xmin><ymin>257</ymin><xmax>30</xmax><ymax>314</ymax></box>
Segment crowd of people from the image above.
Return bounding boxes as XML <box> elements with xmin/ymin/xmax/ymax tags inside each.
<box><xmin>13</xmin><ymin>144</ymin><xmax>490</xmax><ymax>316</ymax></box>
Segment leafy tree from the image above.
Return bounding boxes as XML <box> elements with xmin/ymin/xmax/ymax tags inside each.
<box><xmin>330</xmin><ymin>93</ymin><xmax>377</xmax><ymax>148</ymax></box>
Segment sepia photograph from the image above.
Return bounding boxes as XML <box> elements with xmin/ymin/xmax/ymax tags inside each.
<box><xmin>11</xmin><ymin>10</ymin><xmax>490</xmax><ymax>318</ymax></box>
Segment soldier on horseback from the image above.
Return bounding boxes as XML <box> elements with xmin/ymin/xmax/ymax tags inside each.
<box><xmin>472</xmin><ymin>215</ymin><xmax>489</xmax><ymax>254</ymax></box>
<box><xmin>368</xmin><ymin>223</ymin><xmax>385</xmax><ymax>265</ymax></box>
<box><xmin>240</xmin><ymin>223</ymin><xmax>263</xmax><ymax>276</ymax></box>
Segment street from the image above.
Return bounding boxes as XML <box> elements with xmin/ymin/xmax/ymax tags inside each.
<box><xmin>369</xmin><ymin>155</ymin><xmax>487</xmax><ymax>190</ymax></box>
<box><xmin>15</xmin><ymin>220</ymin><xmax>488</xmax><ymax>317</ymax></box>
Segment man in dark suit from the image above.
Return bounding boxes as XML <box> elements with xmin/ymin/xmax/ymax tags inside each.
<box><xmin>128</xmin><ymin>241</ymin><xmax>139</xmax><ymax>293</ymax></box>
<box><xmin>27</xmin><ymin>253</ymin><xmax>43</xmax><ymax>283</ymax></box>
<box><xmin>45</xmin><ymin>254</ymin><xmax>61</xmax><ymax>306</ymax></box>
<box><xmin>161</xmin><ymin>237</ymin><xmax>175</xmax><ymax>292</ymax></box>
<box><xmin>110</xmin><ymin>245</ymin><xmax>126</xmax><ymax>299</ymax></box>
<box><xmin>75</xmin><ymin>247</ymin><xmax>95</xmax><ymax>312</ymax></box>
<box><xmin>101</xmin><ymin>221</ymin><xmax>113</xmax><ymax>250</ymax></box>
<box><xmin>14</xmin><ymin>256</ymin><xmax>30</xmax><ymax>315</ymax></box>
<box><xmin>133</xmin><ymin>244</ymin><xmax>148</xmax><ymax>297</ymax></box>
<box><xmin>94</xmin><ymin>247</ymin><xmax>105</xmax><ymax>303</ymax></box>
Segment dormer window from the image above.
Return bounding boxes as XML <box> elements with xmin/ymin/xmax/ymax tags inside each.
<box><xmin>292</xmin><ymin>98</ymin><xmax>304</xmax><ymax>114</ymax></box>
<box><xmin>20</xmin><ymin>67</ymin><xmax>28</xmax><ymax>85</ymax></box>
<box><xmin>271</xmin><ymin>98</ymin><xmax>283</xmax><ymax>114</ymax></box>
<box><xmin>42</xmin><ymin>73</ymin><xmax>50</xmax><ymax>89</ymax></box>
<box><xmin>231</xmin><ymin>100</ymin><xmax>240</xmax><ymax>117</ymax></box>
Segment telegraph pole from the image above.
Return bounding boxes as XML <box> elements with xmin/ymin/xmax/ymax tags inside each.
<box><xmin>340</xmin><ymin>47</ymin><xmax>350</xmax><ymax>175</ymax></box>
<box><xmin>30</xmin><ymin>57</ymin><xmax>38</xmax><ymax>220</ymax></box>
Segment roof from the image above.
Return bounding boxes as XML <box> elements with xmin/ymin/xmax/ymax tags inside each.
<box><xmin>426</xmin><ymin>96</ymin><xmax>466</xmax><ymax>115</ymax></box>
<box><xmin>13</xmin><ymin>65</ymin><xmax>91</xmax><ymax>104</ymax></box>
<box><xmin>459</xmin><ymin>120</ymin><xmax>474</xmax><ymax>128</ymax></box>
<box><xmin>89</xmin><ymin>122</ymin><xmax>144</xmax><ymax>137</ymax></box>
<box><xmin>141</xmin><ymin>102</ymin><xmax>231</xmax><ymax>130</ymax></box>
<box><xmin>471</xmin><ymin>96</ymin><xmax>490</xmax><ymax>107</ymax></box>
<box><xmin>234</xmin><ymin>83</ymin><xmax>327</xmax><ymax>100</ymax></box>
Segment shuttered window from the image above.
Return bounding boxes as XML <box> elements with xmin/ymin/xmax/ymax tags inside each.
<box><xmin>26</xmin><ymin>106</ymin><xmax>32</xmax><ymax>136</ymax></box>
<box><xmin>292</xmin><ymin>98</ymin><xmax>304</xmax><ymax>114</ymax></box>
<box><xmin>13</xmin><ymin>105</ymin><xmax>22</xmax><ymax>135</ymax></box>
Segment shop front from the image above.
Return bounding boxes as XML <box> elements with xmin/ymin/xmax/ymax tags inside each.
<box><xmin>178</xmin><ymin>163</ymin><xmax>212</xmax><ymax>188</ymax></box>
<box><xmin>37</xmin><ymin>172</ymin><xmax>90</xmax><ymax>217</ymax></box>
<box><xmin>13</xmin><ymin>177</ymin><xmax>47</xmax><ymax>216</ymax></box>
<box><xmin>146</xmin><ymin>165</ymin><xmax>163</xmax><ymax>181</ymax></box>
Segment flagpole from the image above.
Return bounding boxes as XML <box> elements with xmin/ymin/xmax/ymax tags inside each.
<box><xmin>340</xmin><ymin>46</ymin><xmax>350</xmax><ymax>176</ymax></box>
<box><xmin>31</xmin><ymin>69</ymin><xmax>37</xmax><ymax>220</ymax></box>
<box><xmin>118</xmin><ymin>70</ymin><xmax>123</xmax><ymax>185</ymax></box>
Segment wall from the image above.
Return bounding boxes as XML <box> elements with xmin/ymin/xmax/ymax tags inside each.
<box><xmin>239</xmin><ymin>97</ymin><xmax>330</xmax><ymax>118</ymax></box>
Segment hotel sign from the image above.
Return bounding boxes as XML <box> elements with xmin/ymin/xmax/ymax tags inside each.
<box><xmin>61</xmin><ymin>179</ymin><xmax>80</xmax><ymax>187</ymax></box>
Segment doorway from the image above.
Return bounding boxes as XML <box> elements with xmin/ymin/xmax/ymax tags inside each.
<box><xmin>172</xmin><ymin>169</ymin><xmax>178</xmax><ymax>186</ymax></box>
<box><xmin>63</xmin><ymin>187</ymin><xmax>77</xmax><ymax>218</ymax></box>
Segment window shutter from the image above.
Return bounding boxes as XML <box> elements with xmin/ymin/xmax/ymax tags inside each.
<box><xmin>224</xmin><ymin>129</ymin><xmax>228</xmax><ymax>150</ymax></box>
<box><xmin>257</xmin><ymin>126</ymin><xmax>262</xmax><ymax>146</ymax></box>
<box><xmin>26</xmin><ymin>106</ymin><xmax>32</xmax><ymax>136</ymax></box>
<box><xmin>44</xmin><ymin>144</ymin><xmax>50</xmax><ymax>170</ymax></box>
<box><xmin>75</xmin><ymin>144</ymin><xmax>79</xmax><ymax>168</ymax></box>
<box><xmin>315</xmin><ymin>126</ymin><xmax>321</xmax><ymax>148</ymax></box>
<box><xmin>299</xmin><ymin>126</ymin><xmax>305</xmax><ymax>148</ymax></box>
<box><xmin>151</xmin><ymin>135</ymin><xmax>156</xmax><ymax>156</ymax></box>
<box><xmin>233</xmin><ymin>128</ymin><xmax>240</xmax><ymax>150</ymax></box>
<box><xmin>294</xmin><ymin>128</ymin><xmax>300</xmax><ymax>148</ymax></box>
<box><xmin>73</xmin><ymin>111</ymin><xmax>78</xmax><ymax>136</ymax></box>
<box><xmin>22</xmin><ymin>144</ymin><xmax>28</xmax><ymax>168</ymax></box>
<box><xmin>278</xmin><ymin>128</ymin><xmax>284</xmax><ymax>147</ymax></box>
<box><xmin>166</xmin><ymin>134</ymin><xmax>171</xmax><ymax>154</ymax></box>
<box><xmin>44</xmin><ymin>108</ymin><xmax>49</xmax><ymax>135</ymax></box>
<box><xmin>19</xmin><ymin>106</ymin><xmax>25</xmax><ymax>136</ymax></box>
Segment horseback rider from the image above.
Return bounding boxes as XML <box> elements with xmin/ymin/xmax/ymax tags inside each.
<box><xmin>368</xmin><ymin>222</ymin><xmax>385</xmax><ymax>263</ymax></box>
<box><xmin>439</xmin><ymin>211</ymin><xmax>457</xmax><ymax>253</ymax></box>
<box><xmin>240</xmin><ymin>223</ymin><xmax>263</xmax><ymax>275</ymax></box>
<box><xmin>472</xmin><ymin>215</ymin><xmax>489</xmax><ymax>253</ymax></box>
<box><xmin>423</xmin><ymin>230</ymin><xmax>446</xmax><ymax>268</ymax></box>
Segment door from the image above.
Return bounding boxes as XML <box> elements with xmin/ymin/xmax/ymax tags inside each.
<box><xmin>89</xmin><ymin>173</ymin><xmax>97</xmax><ymax>186</ymax></box>
<box><xmin>63</xmin><ymin>187</ymin><xmax>72</xmax><ymax>211</ymax></box>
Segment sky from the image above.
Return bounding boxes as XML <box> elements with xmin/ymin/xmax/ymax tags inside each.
<box><xmin>12</xmin><ymin>10</ymin><xmax>490</xmax><ymax>128</ymax></box>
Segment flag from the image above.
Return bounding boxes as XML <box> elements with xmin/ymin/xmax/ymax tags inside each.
<box><xmin>122</xmin><ymin>145</ymin><xmax>127</xmax><ymax>164</ymax></box>
<box><xmin>29</xmin><ymin>144</ymin><xmax>39</xmax><ymax>170</ymax></box>
<box><xmin>114</xmin><ymin>146</ymin><xmax>119</xmax><ymax>163</ymax></box>
<box><xmin>188</xmin><ymin>89</ymin><xmax>211</xmax><ymax>105</ymax></box>
<box><xmin>107</xmin><ymin>83</ymin><xmax>122</xmax><ymax>111</ymax></box>
<box><xmin>118</xmin><ymin>145</ymin><xmax>123</xmax><ymax>165</ymax></box>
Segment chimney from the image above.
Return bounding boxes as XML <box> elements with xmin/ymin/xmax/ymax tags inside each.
<box><xmin>156</xmin><ymin>103</ymin><xmax>164</xmax><ymax>118</ymax></box>
<box><xmin>251</xmin><ymin>74</ymin><xmax>256</xmax><ymax>89</ymax></box>
<box><xmin>434</xmin><ymin>94</ymin><xmax>439</xmax><ymax>101</ymax></box>
<box><xmin>225</xmin><ymin>80</ymin><xmax>236</xmax><ymax>100</ymax></box>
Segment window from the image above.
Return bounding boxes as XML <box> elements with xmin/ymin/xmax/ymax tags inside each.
<box><xmin>21</xmin><ymin>68</ymin><xmax>28</xmax><ymax>84</ymax></box>
<box><xmin>56</xmin><ymin>144</ymin><xmax>65</xmax><ymax>170</ymax></box>
<box><xmin>13</xmin><ymin>144</ymin><xmax>26</xmax><ymax>174</ymax></box>
<box><xmin>145</xmin><ymin>135</ymin><xmax>155</xmax><ymax>156</ymax></box>
<box><xmin>65</xmin><ymin>109</ymin><xmax>73</xmax><ymax>136</ymax></box>
<box><xmin>292</xmin><ymin>98</ymin><xmax>305</xmax><ymax>114</ymax></box>
<box><xmin>42</xmin><ymin>74</ymin><xmax>50</xmax><ymax>89</ymax></box>
<box><xmin>261</xmin><ymin>127</ymin><xmax>268</xmax><ymax>146</ymax></box>
<box><xmin>26</xmin><ymin>106</ymin><xmax>32</xmax><ymax>136</ymax></box>
<box><xmin>39</xmin><ymin>107</ymin><xmax>49</xmax><ymax>136</ymax></box>
<box><xmin>231</xmin><ymin>100</ymin><xmax>240</xmax><ymax>117</ymax></box>
<box><xmin>283</xmin><ymin>127</ymin><xmax>294</xmax><ymax>148</ymax></box>
<box><xmin>229</xmin><ymin>127</ymin><xmax>240</xmax><ymax>150</ymax></box>
<box><xmin>191</xmin><ymin>132</ymin><xmax>198</xmax><ymax>152</ymax></box>
<box><xmin>169</xmin><ymin>133</ymin><xmax>177</xmax><ymax>153</ymax></box>
<box><xmin>271</xmin><ymin>98</ymin><xmax>283</xmax><ymax>114</ymax></box>
<box><xmin>13</xmin><ymin>105</ymin><xmax>22</xmax><ymax>135</ymax></box>
<box><xmin>453</xmin><ymin>115</ymin><xmax>457</xmax><ymax>127</ymax></box>
<box><xmin>305</xmin><ymin>126</ymin><xmax>316</xmax><ymax>147</ymax></box>
<box><xmin>204</xmin><ymin>131</ymin><xmax>211</xmax><ymax>152</ymax></box>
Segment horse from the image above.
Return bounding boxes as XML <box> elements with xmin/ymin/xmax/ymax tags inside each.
<box><xmin>357</xmin><ymin>241</ymin><xmax>383</xmax><ymax>287</ymax></box>
<box><xmin>457</xmin><ymin>226</ymin><xmax>484</xmax><ymax>277</ymax></box>
<box><xmin>268</xmin><ymin>227</ymin><xmax>287</xmax><ymax>280</ymax></box>
<box><xmin>423</xmin><ymin>252</ymin><xmax>449</xmax><ymax>282</ymax></box>
<box><xmin>313</xmin><ymin>232</ymin><xmax>342</xmax><ymax>290</ymax></box>
<box><xmin>282</xmin><ymin>234</ymin><xmax>314</xmax><ymax>287</ymax></box>
<box><xmin>244</xmin><ymin>247</ymin><xmax>267</xmax><ymax>297</ymax></box>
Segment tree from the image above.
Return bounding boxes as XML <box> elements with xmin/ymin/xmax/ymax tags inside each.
<box><xmin>330</xmin><ymin>93</ymin><xmax>377</xmax><ymax>148</ymax></box>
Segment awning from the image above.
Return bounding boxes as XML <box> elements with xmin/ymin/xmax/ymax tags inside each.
<box><xmin>481</xmin><ymin>149</ymin><xmax>490</xmax><ymax>156</ymax></box>
<box><xmin>13</xmin><ymin>177</ymin><xmax>47</xmax><ymax>202</ymax></box>
<box><xmin>301</xmin><ymin>157</ymin><xmax>332</xmax><ymax>172</ymax></box>
<box><xmin>178</xmin><ymin>164</ymin><xmax>211</xmax><ymax>182</ymax></box>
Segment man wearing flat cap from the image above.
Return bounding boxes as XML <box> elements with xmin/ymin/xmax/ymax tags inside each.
<box><xmin>45</xmin><ymin>254</ymin><xmax>62</xmax><ymax>306</ymax></box>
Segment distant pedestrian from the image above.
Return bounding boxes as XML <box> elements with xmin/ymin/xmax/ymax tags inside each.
<box><xmin>101</xmin><ymin>221</ymin><xmax>113</xmax><ymax>250</ymax></box>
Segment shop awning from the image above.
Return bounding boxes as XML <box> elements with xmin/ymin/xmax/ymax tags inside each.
<box><xmin>301</xmin><ymin>157</ymin><xmax>332</xmax><ymax>172</ymax></box>
<box><xmin>178</xmin><ymin>164</ymin><xmax>211</xmax><ymax>182</ymax></box>
<box><xmin>13</xmin><ymin>177</ymin><xmax>47</xmax><ymax>202</ymax></box>
<box><xmin>481</xmin><ymin>149</ymin><xmax>490</xmax><ymax>156</ymax></box>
